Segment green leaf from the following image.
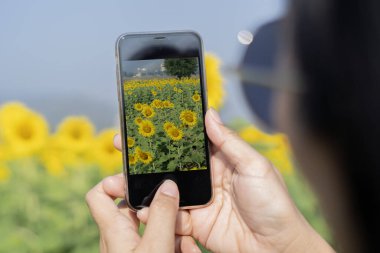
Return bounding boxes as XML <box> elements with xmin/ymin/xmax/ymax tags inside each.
<box><xmin>167</xmin><ymin>160</ymin><xmax>177</xmax><ymax>170</ymax></box>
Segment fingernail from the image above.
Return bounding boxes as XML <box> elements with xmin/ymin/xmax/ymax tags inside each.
<box><xmin>137</xmin><ymin>207</ymin><xmax>148</xmax><ymax>220</ymax></box>
<box><xmin>209</xmin><ymin>108</ymin><xmax>222</xmax><ymax>124</ymax></box>
<box><xmin>113</xmin><ymin>134</ymin><xmax>120</xmax><ymax>143</ymax></box>
<box><xmin>159</xmin><ymin>180</ymin><xmax>178</xmax><ymax>198</ymax></box>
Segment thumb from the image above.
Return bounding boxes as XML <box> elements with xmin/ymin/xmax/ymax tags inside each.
<box><xmin>139</xmin><ymin>180</ymin><xmax>179</xmax><ymax>252</ymax></box>
<box><xmin>206</xmin><ymin>108</ymin><xmax>272</xmax><ymax>177</ymax></box>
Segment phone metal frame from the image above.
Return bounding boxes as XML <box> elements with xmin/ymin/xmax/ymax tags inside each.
<box><xmin>115</xmin><ymin>30</ymin><xmax>214</xmax><ymax>211</ymax></box>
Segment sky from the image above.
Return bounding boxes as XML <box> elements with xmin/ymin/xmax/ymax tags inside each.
<box><xmin>0</xmin><ymin>0</ymin><xmax>285</xmax><ymax>129</ymax></box>
<box><xmin>122</xmin><ymin>59</ymin><xmax>166</xmax><ymax>76</ymax></box>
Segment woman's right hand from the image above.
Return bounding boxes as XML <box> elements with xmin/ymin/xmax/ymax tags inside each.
<box><xmin>115</xmin><ymin>108</ymin><xmax>335</xmax><ymax>253</ymax></box>
<box><xmin>185</xmin><ymin>109</ymin><xmax>335</xmax><ymax>253</ymax></box>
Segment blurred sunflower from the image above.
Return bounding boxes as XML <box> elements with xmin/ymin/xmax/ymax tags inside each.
<box><xmin>134</xmin><ymin>117</ymin><xmax>143</xmax><ymax>125</ymax></box>
<box><xmin>151</xmin><ymin>99</ymin><xmax>163</xmax><ymax>108</ymax></box>
<box><xmin>127</xmin><ymin>137</ymin><xmax>135</xmax><ymax>148</ymax></box>
<box><xmin>180</xmin><ymin>110</ymin><xmax>197</xmax><ymax>127</ymax></box>
<box><xmin>238</xmin><ymin>125</ymin><xmax>273</xmax><ymax>144</ymax></box>
<box><xmin>0</xmin><ymin>102</ymin><xmax>49</xmax><ymax>157</ymax></box>
<box><xmin>151</xmin><ymin>90</ymin><xmax>157</xmax><ymax>96</ymax></box>
<box><xmin>162</xmin><ymin>100</ymin><xmax>174</xmax><ymax>108</ymax></box>
<box><xmin>40</xmin><ymin>147</ymin><xmax>65</xmax><ymax>177</ymax></box>
<box><xmin>55</xmin><ymin>116</ymin><xmax>95</xmax><ymax>154</ymax></box>
<box><xmin>0</xmin><ymin>102</ymin><xmax>28</xmax><ymax>122</ymax></box>
<box><xmin>205</xmin><ymin>53</ymin><xmax>224</xmax><ymax>110</ymax></box>
<box><xmin>138</xmin><ymin>120</ymin><xmax>155</xmax><ymax>137</ymax></box>
<box><xmin>128</xmin><ymin>153</ymin><xmax>137</xmax><ymax>166</ymax></box>
<box><xmin>135</xmin><ymin>146</ymin><xmax>142</xmax><ymax>155</ymax></box>
<box><xmin>0</xmin><ymin>164</ymin><xmax>11</xmax><ymax>182</ymax></box>
<box><xmin>167</xmin><ymin>127</ymin><xmax>183</xmax><ymax>141</ymax></box>
<box><xmin>192</xmin><ymin>93</ymin><xmax>201</xmax><ymax>102</ymax></box>
<box><xmin>93</xmin><ymin>129</ymin><xmax>122</xmax><ymax>174</ymax></box>
<box><xmin>163</xmin><ymin>121</ymin><xmax>175</xmax><ymax>132</ymax></box>
<box><xmin>134</xmin><ymin>103</ymin><xmax>143</xmax><ymax>111</ymax></box>
<box><xmin>141</xmin><ymin>105</ymin><xmax>155</xmax><ymax>118</ymax></box>
<box><xmin>137</xmin><ymin>150</ymin><xmax>153</xmax><ymax>164</ymax></box>
<box><xmin>262</xmin><ymin>134</ymin><xmax>294</xmax><ymax>175</ymax></box>
<box><xmin>239</xmin><ymin>125</ymin><xmax>294</xmax><ymax>175</ymax></box>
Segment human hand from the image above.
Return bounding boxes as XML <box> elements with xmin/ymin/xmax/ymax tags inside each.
<box><xmin>114</xmin><ymin>108</ymin><xmax>334</xmax><ymax>253</ymax></box>
<box><xmin>86</xmin><ymin>176</ymin><xmax>201</xmax><ymax>253</ymax></box>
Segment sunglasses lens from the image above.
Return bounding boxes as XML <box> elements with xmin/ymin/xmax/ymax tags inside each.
<box><xmin>240</xmin><ymin>19</ymin><xmax>281</xmax><ymax>131</ymax></box>
<box><xmin>241</xmin><ymin>82</ymin><xmax>274</xmax><ymax>129</ymax></box>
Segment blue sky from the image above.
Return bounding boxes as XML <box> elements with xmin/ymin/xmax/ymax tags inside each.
<box><xmin>0</xmin><ymin>0</ymin><xmax>285</xmax><ymax>129</ymax></box>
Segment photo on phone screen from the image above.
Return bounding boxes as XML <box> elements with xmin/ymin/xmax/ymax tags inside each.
<box><xmin>121</xmin><ymin>57</ymin><xmax>207</xmax><ymax>175</ymax></box>
<box><xmin>117</xmin><ymin>32</ymin><xmax>212</xmax><ymax>209</ymax></box>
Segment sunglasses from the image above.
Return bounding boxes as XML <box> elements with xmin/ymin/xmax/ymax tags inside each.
<box><xmin>223</xmin><ymin>19</ymin><xmax>302</xmax><ymax>131</ymax></box>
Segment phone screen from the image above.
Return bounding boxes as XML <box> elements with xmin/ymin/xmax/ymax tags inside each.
<box><xmin>117</xmin><ymin>32</ymin><xmax>212</xmax><ymax>209</ymax></box>
<box><xmin>122</xmin><ymin>57</ymin><xmax>207</xmax><ymax>175</ymax></box>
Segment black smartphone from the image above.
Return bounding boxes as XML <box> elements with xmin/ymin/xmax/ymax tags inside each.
<box><xmin>115</xmin><ymin>31</ymin><xmax>213</xmax><ymax>210</ymax></box>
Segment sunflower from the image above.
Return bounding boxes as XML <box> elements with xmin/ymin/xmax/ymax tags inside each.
<box><xmin>40</xmin><ymin>147</ymin><xmax>65</xmax><ymax>177</ymax></box>
<box><xmin>0</xmin><ymin>102</ymin><xmax>49</xmax><ymax>157</ymax></box>
<box><xmin>205</xmin><ymin>53</ymin><xmax>224</xmax><ymax>110</ymax></box>
<box><xmin>167</xmin><ymin>126</ymin><xmax>183</xmax><ymax>141</ymax></box>
<box><xmin>135</xmin><ymin>146</ymin><xmax>142</xmax><ymax>155</ymax></box>
<box><xmin>134</xmin><ymin>103</ymin><xmax>143</xmax><ymax>111</ymax></box>
<box><xmin>141</xmin><ymin>105</ymin><xmax>155</xmax><ymax>118</ymax></box>
<box><xmin>179</xmin><ymin>110</ymin><xmax>197</xmax><ymax>127</ymax></box>
<box><xmin>162</xmin><ymin>100</ymin><xmax>174</xmax><ymax>108</ymax></box>
<box><xmin>127</xmin><ymin>137</ymin><xmax>135</xmax><ymax>148</ymax></box>
<box><xmin>151</xmin><ymin>90</ymin><xmax>157</xmax><ymax>96</ymax></box>
<box><xmin>239</xmin><ymin>125</ymin><xmax>294</xmax><ymax>175</ymax></box>
<box><xmin>134</xmin><ymin>117</ymin><xmax>143</xmax><ymax>125</ymax></box>
<box><xmin>151</xmin><ymin>99</ymin><xmax>163</xmax><ymax>109</ymax></box>
<box><xmin>128</xmin><ymin>153</ymin><xmax>138</xmax><ymax>166</ymax></box>
<box><xmin>138</xmin><ymin>120</ymin><xmax>155</xmax><ymax>137</ymax></box>
<box><xmin>192</xmin><ymin>93</ymin><xmax>201</xmax><ymax>102</ymax></box>
<box><xmin>55</xmin><ymin>116</ymin><xmax>95</xmax><ymax>154</ymax></box>
<box><xmin>137</xmin><ymin>150</ymin><xmax>153</xmax><ymax>164</ymax></box>
<box><xmin>163</xmin><ymin>121</ymin><xmax>175</xmax><ymax>132</ymax></box>
<box><xmin>93</xmin><ymin>129</ymin><xmax>122</xmax><ymax>174</ymax></box>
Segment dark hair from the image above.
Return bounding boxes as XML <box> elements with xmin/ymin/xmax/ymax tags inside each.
<box><xmin>291</xmin><ymin>0</ymin><xmax>380</xmax><ymax>251</ymax></box>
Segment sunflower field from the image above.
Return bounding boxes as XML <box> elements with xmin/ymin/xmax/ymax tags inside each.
<box><xmin>123</xmin><ymin>76</ymin><xmax>207</xmax><ymax>174</ymax></box>
<box><xmin>0</xmin><ymin>53</ymin><xmax>331</xmax><ymax>252</ymax></box>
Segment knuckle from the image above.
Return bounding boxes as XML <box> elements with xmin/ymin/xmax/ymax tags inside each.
<box><xmin>224</xmin><ymin>128</ymin><xmax>239</xmax><ymax>141</ymax></box>
<box><xmin>219</xmin><ymin>128</ymin><xmax>239</xmax><ymax>148</ymax></box>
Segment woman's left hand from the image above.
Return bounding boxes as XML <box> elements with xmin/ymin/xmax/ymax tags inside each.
<box><xmin>86</xmin><ymin>174</ymin><xmax>200</xmax><ymax>253</ymax></box>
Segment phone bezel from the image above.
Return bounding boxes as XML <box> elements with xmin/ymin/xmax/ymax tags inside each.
<box><xmin>115</xmin><ymin>31</ymin><xmax>213</xmax><ymax>211</ymax></box>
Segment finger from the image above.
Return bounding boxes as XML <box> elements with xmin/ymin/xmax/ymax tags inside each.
<box><xmin>113</xmin><ymin>133</ymin><xmax>122</xmax><ymax>151</ymax></box>
<box><xmin>175</xmin><ymin>235</ymin><xmax>201</xmax><ymax>253</ymax></box>
<box><xmin>205</xmin><ymin>108</ymin><xmax>273</xmax><ymax>177</ymax></box>
<box><xmin>139</xmin><ymin>180</ymin><xmax>179</xmax><ymax>252</ymax></box>
<box><xmin>137</xmin><ymin>208</ymin><xmax>192</xmax><ymax>235</ymax></box>
<box><xmin>103</xmin><ymin>173</ymin><xmax>125</xmax><ymax>199</ymax></box>
<box><xmin>86</xmin><ymin>174</ymin><xmax>137</xmax><ymax>230</ymax></box>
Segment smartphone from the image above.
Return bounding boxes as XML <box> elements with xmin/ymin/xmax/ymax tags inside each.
<box><xmin>115</xmin><ymin>31</ymin><xmax>213</xmax><ymax>210</ymax></box>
